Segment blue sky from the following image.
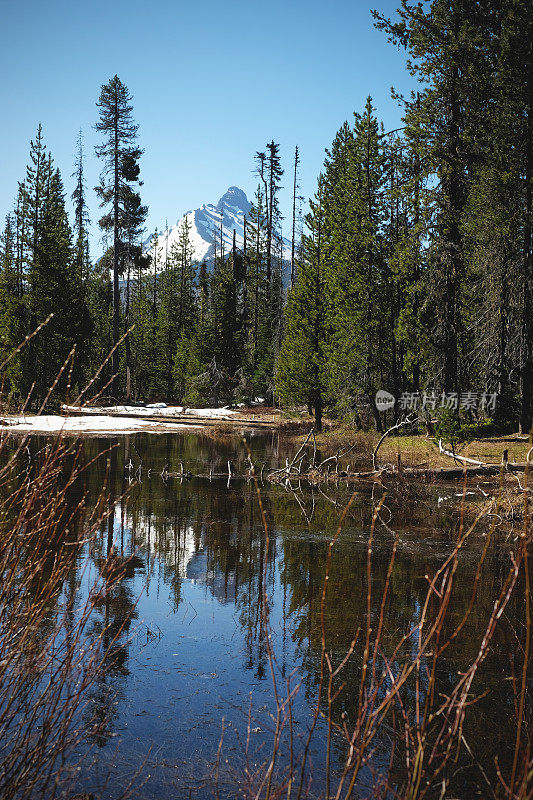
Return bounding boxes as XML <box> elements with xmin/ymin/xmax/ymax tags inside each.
<box><xmin>0</xmin><ymin>0</ymin><xmax>415</xmax><ymax>254</ymax></box>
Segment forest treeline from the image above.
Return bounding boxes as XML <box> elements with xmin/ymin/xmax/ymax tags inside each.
<box><xmin>0</xmin><ymin>0</ymin><xmax>532</xmax><ymax>433</ymax></box>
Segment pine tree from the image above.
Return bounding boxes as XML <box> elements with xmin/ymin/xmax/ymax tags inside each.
<box><xmin>71</xmin><ymin>129</ymin><xmax>91</xmax><ymax>282</ymax></box>
<box><xmin>31</xmin><ymin>168</ymin><xmax>91</xmax><ymax>404</ymax></box>
<box><xmin>176</xmin><ymin>262</ymin><xmax>211</xmax><ymax>403</ymax></box>
<box><xmin>374</xmin><ymin>1</ymin><xmax>488</xmax><ymax>395</ymax></box>
<box><xmin>290</xmin><ymin>145</ymin><xmax>301</xmax><ymax>288</ymax></box>
<box><xmin>323</xmin><ymin>99</ymin><xmax>388</xmax><ymax>427</ymax></box>
<box><xmin>209</xmin><ymin>251</ymin><xmax>242</xmax><ymax>379</ymax></box>
<box><xmin>130</xmin><ymin>267</ymin><xmax>152</xmax><ymax>399</ymax></box>
<box><xmin>265</xmin><ymin>141</ymin><xmax>284</xmax><ymax>286</ymax></box>
<box><xmin>0</xmin><ymin>215</ymin><xmax>15</xmax><ymax>288</ymax></box>
<box><xmin>381</xmin><ymin>119</ymin><xmax>430</xmax><ymax>400</ymax></box>
<box><xmin>150</xmin><ymin>228</ymin><xmax>160</xmax><ymax>319</ymax></box>
<box><xmin>0</xmin><ymin>215</ymin><xmax>25</xmax><ymax>397</ymax></box>
<box><xmin>24</xmin><ymin>124</ymin><xmax>50</xmax><ymax>267</ymax></box>
<box><xmin>373</xmin><ymin>0</ymin><xmax>533</xmax><ymax>429</ymax></box>
<box><xmin>155</xmin><ymin>217</ymin><xmax>197</xmax><ymax>397</ymax></box>
<box><xmin>277</xmin><ymin>178</ymin><xmax>329</xmax><ymax>430</ymax></box>
<box><xmin>14</xmin><ymin>182</ymin><xmax>28</xmax><ymax>300</ymax></box>
<box><xmin>392</xmin><ymin>92</ymin><xmax>429</xmax><ymax>394</ymax></box>
<box><xmin>5</xmin><ymin>130</ymin><xmax>53</xmax><ymax>398</ymax></box>
<box><xmin>512</xmin><ymin>8</ymin><xmax>533</xmax><ymax>431</ymax></box>
<box><xmin>243</xmin><ymin>186</ymin><xmax>270</xmax><ymax>398</ymax></box>
<box><xmin>95</xmin><ymin>75</ymin><xmax>146</xmax><ymax>397</ymax></box>
<box><xmin>85</xmin><ymin>253</ymin><xmax>113</xmax><ymax>393</ymax></box>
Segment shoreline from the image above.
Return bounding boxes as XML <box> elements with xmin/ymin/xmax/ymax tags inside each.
<box><xmin>0</xmin><ymin>403</ymin><xmax>293</xmax><ymax>435</ymax></box>
<box><xmin>0</xmin><ymin>413</ymin><xmax>201</xmax><ymax>435</ymax></box>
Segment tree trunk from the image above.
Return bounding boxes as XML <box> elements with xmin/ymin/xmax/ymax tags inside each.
<box><xmin>232</xmin><ymin>228</ymin><xmax>237</xmax><ymax>279</ymax></box>
<box><xmin>112</xmin><ymin>98</ymin><xmax>120</xmax><ymax>398</ymax></box>
<box><xmin>291</xmin><ymin>146</ymin><xmax>299</xmax><ymax>288</ymax></box>
<box><xmin>314</xmin><ymin>394</ymin><xmax>322</xmax><ymax>433</ymax></box>
<box><xmin>124</xmin><ymin>254</ymin><xmax>132</xmax><ymax>400</ymax></box>
<box><xmin>370</xmin><ymin>395</ymin><xmax>383</xmax><ymax>432</ymax></box>
<box><xmin>442</xmin><ymin>24</ymin><xmax>463</xmax><ymax>395</ymax></box>
<box><xmin>520</xmin><ymin>23</ymin><xmax>533</xmax><ymax>434</ymax></box>
<box><xmin>412</xmin><ymin>93</ymin><xmax>421</xmax><ymax>392</ymax></box>
<box><xmin>242</xmin><ymin>216</ymin><xmax>248</xmax><ymax>324</ymax></box>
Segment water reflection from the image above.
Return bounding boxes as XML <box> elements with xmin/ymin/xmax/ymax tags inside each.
<box><xmin>10</xmin><ymin>432</ymin><xmax>531</xmax><ymax>799</ymax></box>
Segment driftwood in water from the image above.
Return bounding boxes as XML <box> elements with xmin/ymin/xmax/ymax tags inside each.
<box><xmin>138</xmin><ymin>459</ymin><xmax>531</xmax><ymax>486</ymax></box>
<box><xmin>267</xmin><ymin>462</ymin><xmax>531</xmax><ymax>484</ymax></box>
<box><xmin>134</xmin><ymin>425</ymin><xmax>532</xmax><ymax>486</ymax></box>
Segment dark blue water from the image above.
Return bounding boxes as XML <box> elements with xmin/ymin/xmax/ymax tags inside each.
<box><xmin>7</xmin><ymin>431</ymin><xmax>526</xmax><ymax>799</ymax></box>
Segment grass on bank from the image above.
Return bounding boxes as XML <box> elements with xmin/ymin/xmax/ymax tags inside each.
<box><xmin>300</xmin><ymin>421</ymin><xmax>532</xmax><ymax>471</ymax></box>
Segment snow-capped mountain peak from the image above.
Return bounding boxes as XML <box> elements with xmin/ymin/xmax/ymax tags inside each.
<box><xmin>144</xmin><ymin>186</ymin><xmax>290</xmax><ymax>269</ymax></box>
<box><xmin>145</xmin><ymin>186</ymin><xmax>250</xmax><ymax>267</ymax></box>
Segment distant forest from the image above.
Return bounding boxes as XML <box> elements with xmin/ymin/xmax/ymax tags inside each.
<box><xmin>0</xmin><ymin>0</ymin><xmax>532</xmax><ymax>433</ymax></box>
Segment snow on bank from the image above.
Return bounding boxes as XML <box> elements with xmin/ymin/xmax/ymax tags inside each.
<box><xmin>0</xmin><ymin>415</ymin><xmax>194</xmax><ymax>435</ymax></box>
<box><xmin>1</xmin><ymin>404</ymin><xmax>248</xmax><ymax>436</ymax></box>
<box><xmin>181</xmin><ymin>406</ymin><xmax>239</xmax><ymax>418</ymax></box>
<box><xmin>62</xmin><ymin>404</ymin><xmax>239</xmax><ymax>419</ymax></box>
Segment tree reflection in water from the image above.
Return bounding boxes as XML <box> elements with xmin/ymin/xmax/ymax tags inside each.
<box><xmin>11</xmin><ymin>431</ymin><xmax>531</xmax><ymax>800</ymax></box>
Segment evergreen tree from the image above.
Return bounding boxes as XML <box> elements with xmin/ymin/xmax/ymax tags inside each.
<box><xmin>149</xmin><ymin>228</ymin><xmax>160</xmax><ymax>319</ymax></box>
<box><xmin>14</xmin><ymin>182</ymin><xmax>28</xmax><ymax>299</ymax></box>
<box><xmin>31</xmin><ymin>168</ymin><xmax>91</xmax><ymax>403</ymax></box>
<box><xmin>155</xmin><ymin>217</ymin><xmax>197</xmax><ymax>397</ymax></box>
<box><xmin>209</xmin><ymin>251</ymin><xmax>242</xmax><ymax>379</ymax></box>
<box><xmin>71</xmin><ymin>129</ymin><xmax>91</xmax><ymax>281</ymax></box>
<box><xmin>290</xmin><ymin>144</ymin><xmax>301</xmax><ymax>288</ymax></box>
<box><xmin>24</xmin><ymin>124</ymin><xmax>50</xmax><ymax>267</ymax></box>
<box><xmin>502</xmin><ymin>5</ymin><xmax>533</xmax><ymax>431</ymax></box>
<box><xmin>374</xmin><ymin>1</ymin><xmax>491</xmax><ymax>394</ymax></box>
<box><xmin>2</xmin><ymin>129</ymin><xmax>53</xmax><ymax>399</ymax></box>
<box><xmin>130</xmin><ymin>264</ymin><xmax>153</xmax><ymax>399</ymax></box>
<box><xmin>265</xmin><ymin>141</ymin><xmax>284</xmax><ymax>286</ymax></box>
<box><xmin>95</xmin><ymin>75</ymin><xmax>146</xmax><ymax>397</ymax></box>
<box><xmin>243</xmin><ymin>186</ymin><xmax>270</xmax><ymax>398</ymax></box>
<box><xmin>373</xmin><ymin>0</ymin><xmax>533</xmax><ymax>429</ymax></box>
<box><xmin>388</xmin><ymin>93</ymin><xmax>429</xmax><ymax>395</ymax></box>
<box><xmin>323</xmin><ymin>99</ymin><xmax>388</xmax><ymax>427</ymax></box>
<box><xmin>85</xmin><ymin>251</ymin><xmax>113</xmax><ymax>392</ymax></box>
<box><xmin>277</xmin><ymin>178</ymin><xmax>329</xmax><ymax>430</ymax></box>
<box><xmin>172</xmin><ymin>262</ymin><xmax>211</xmax><ymax>404</ymax></box>
<box><xmin>0</xmin><ymin>215</ymin><xmax>25</xmax><ymax>397</ymax></box>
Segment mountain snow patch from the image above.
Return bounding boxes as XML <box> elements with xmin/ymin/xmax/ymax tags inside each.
<box><xmin>144</xmin><ymin>186</ymin><xmax>291</xmax><ymax>270</ymax></box>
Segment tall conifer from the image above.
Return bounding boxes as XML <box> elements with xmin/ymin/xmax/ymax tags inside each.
<box><xmin>95</xmin><ymin>75</ymin><xmax>146</xmax><ymax>396</ymax></box>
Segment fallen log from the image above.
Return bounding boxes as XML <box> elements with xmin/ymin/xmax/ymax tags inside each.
<box><xmin>403</xmin><ymin>463</ymin><xmax>530</xmax><ymax>479</ymax></box>
<box><xmin>268</xmin><ymin>462</ymin><xmax>531</xmax><ymax>483</ymax></box>
<box><xmin>437</xmin><ymin>438</ymin><xmax>485</xmax><ymax>466</ymax></box>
